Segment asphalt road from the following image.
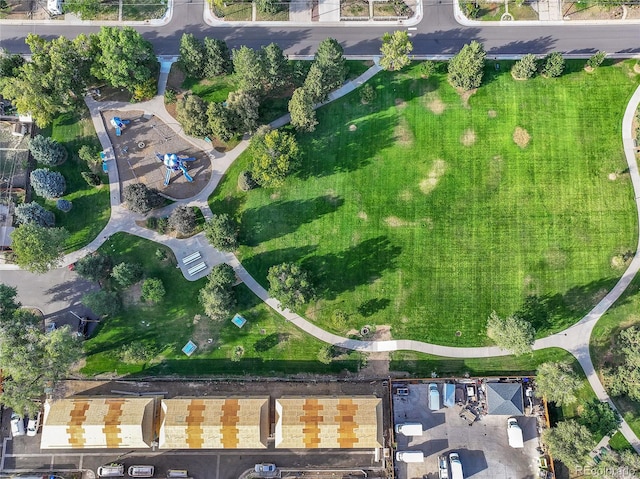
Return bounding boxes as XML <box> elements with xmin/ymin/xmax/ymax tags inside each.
<box><xmin>0</xmin><ymin>0</ymin><xmax>639</xmax><ymax>56</ymax></box>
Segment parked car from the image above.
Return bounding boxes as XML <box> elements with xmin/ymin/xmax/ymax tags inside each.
<box><xmin>26</xmin><ymin>411</ymin><xmax>41</xmax><ymax>437</ymax></box>
<box><xmin>45</xmin><ymin>322</ymin><xmax>56</xmax><ymax>334</ymax></box>
<box><xmin>254</xmin><ymin>464</ymin><xmax>276</xmax><ymax>474</ymax></box>
<box><xmin>10</xmin><ymin>413</ymin><xmax>25</xmax><ymax>437</ymax></box>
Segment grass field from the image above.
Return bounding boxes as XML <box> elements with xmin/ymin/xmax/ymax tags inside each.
<box><xmin>209</xmin><ymin>60</ymin><xmax>640</xmax><ymax>347</ymax></box>
<box><xmin>81</xmin><ymin>233</ymin><xmax>363</xmax><ymax>377</ymax></box>
<box><xmin>39</xmin><ymin>110</ymin><xmax>111</xmax><ymax>252</ymax></box>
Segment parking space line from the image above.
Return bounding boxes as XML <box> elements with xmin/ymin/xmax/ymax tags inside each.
<box><xmin>215</xmin><ymin>454</ymin><xmax>220</xmax><ymax>479</ymax></box>
<box><xmin>79</xmin><ymin>454</ymin><xmax>83</xmax><ymax>470</ymax></box>
<box><xmin>51</xmin><ymin>454</ymin><xmax>55</xmax><ymax>470</ymax></box>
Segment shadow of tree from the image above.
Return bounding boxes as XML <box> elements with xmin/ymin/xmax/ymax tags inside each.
<box><xmin>302</xmin><ymin>236</ymin><xmax>402</xmax><ymax>300</ymax></box>
<box><xmin>254</xmin><ymin>332</ymin><xmax>290</xmax><ymax>352</ymax></box>
<box><xmin>241</xmin><ymin>245</ymin><xmax>318</xmax><ymax>287</ymax></box>
<box><xmin>358</xmin><ymin>298</ymin><xmax>391</xmax><ymax>317</ymax></box>
<box><xmin>240</xmin><ymin>195</ymin><xmax>345</xmax><ymax>246</ymax></box>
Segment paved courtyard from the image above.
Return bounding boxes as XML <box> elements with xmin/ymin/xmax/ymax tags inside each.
<box><xmin>392</xmin><ymin>381</ymin><xmax>542</xmax><ymax>479</ymax></box>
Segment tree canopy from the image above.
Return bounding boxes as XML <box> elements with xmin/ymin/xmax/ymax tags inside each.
<box><xmin>249</xmin><ymin>127</ymin><xmax>300</xmax><ymax>188</ymax></box>
<box><xmin>380</xmin><ymin>31</ymin><xmax>413</xmax><ymax>71</ymax></box>
<box><xmin>448</xmin><ymin>40</ymin><xmax>486</xmax><ymax>91</ymax></box>
<box><xmin>203</xmin><ymin>213</ymin><xmax>238</xmax><ymax>251</ymax></box>
<box><xmin>542</xmin><ymin>420</ymin><xmax>593</xmax><ymax>470</ymax></box>
<box><xmin>267</xmin><ymin>262</ymin><xmax>314</xmax><ymax>311</ymax></box>
<box><xmin>199</xmin><ymin>263</ymin><xmax>237</xmax><ymax>321</ymax></box>
<box><xmin>29</xmin><ymin>135</ymin><xmax>67</xmax><ymax>166</ymax></box>
<box><xmin>535</xmin><ymin>361</ymin><xmax>581</xmax><ymax>405</ymax></box>
<box><xmin>289</xmin><ymin>87</ymin><xmax>317</xmax><ymax>132</ymax></box>
<box><xmin>608</xmin><ymin>326</ymin><xmax>640</xmax><ymax>401</ymax></box>
<box><xmin>92</xmin><ymin>26</ymin><xmax>157</xmax><ymax>94</ymax></box>
<box><xmin>486</xmin><ymin>310</ymin><xmax>535</xmax><ymax>355</ymax></box>
<box><xmin>10</xmin><ymin>224</ymin><xmax>68</xmax><ymax>273</ymax></box>
<box><xmin>74</xmin><ymin>253</ymin><xmax>113</xmax><ymax>283</ymax></box>
<box><xmin>14</xmin><ymin>202</ymin><xmax>55</xmax><ymax>228</ymax></box>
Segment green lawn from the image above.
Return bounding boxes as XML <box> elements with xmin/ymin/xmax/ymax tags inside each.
<box><xmin>82</xmin><ymin>233</ymin><xmax>363</xmax><ymax>376</ymax></box>
<box><xmin>209</xmin><ymin>60</ymin><xmax>640</xmax><ymax>347</ymax></box>
<box><xmin>122</xmin><ymin>0</ymin><xmax>167</xmax><ymax>20</ymax></box>
<box><xmin>213</xmin><ymin>1</ymin><xmax>253</xmax><ymax>20</ymax></box>
<box><xmin>38</xmin><ymin>110</ymin><xmax>111</xmax><ymax>252</ymax></box>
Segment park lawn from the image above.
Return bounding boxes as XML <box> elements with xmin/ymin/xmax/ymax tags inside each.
<box><xmin>590</xmin><ymin>274</ymin><xmax>640</xmax><ymax>438</ymax></box>
<box><xmin>81</xmin><ymin>233</ymin><xmax>362</xmax><ymax>377</ymax></box>
<box><xmin>38</xmin><ymin>110</ymin><xmax>110</xmax><ymax>252</ymax></box>
<box><xmin>209</xmin><ymin>60</ymin><xmax>639</xmax><ymax>347</ymax></box>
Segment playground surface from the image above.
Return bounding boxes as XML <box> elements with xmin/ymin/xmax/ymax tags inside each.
<box><xmin>101</xmin><ymin>109</ymin><xmax>211</xmax><ymax>200</ymax></box>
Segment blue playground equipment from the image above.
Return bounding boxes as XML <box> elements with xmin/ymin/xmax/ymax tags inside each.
<box><xmin>110</xmin><ymin>116</ymin><xmax>130</xmax><ymax>136</ymax></box>
<box><xmin>156</xmin><ymin>153</ymin><xmax>197</xmax><ymax>186</ymax></box>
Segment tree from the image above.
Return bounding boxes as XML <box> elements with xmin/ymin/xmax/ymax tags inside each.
<box><xmin>81</xmin><ymin>171</ymin><xmax>102</xmax><ymax>187</ymax></box>
<box><xmin>123</xmin><ymin>183</ymin><xmax>162</xmax><ymax>214</ymax></box>
<box><xmin>232</xmin><ymin>46</ymin><xmax>267</xmax><ymax>93</ymax></box>
<box><xmin>542</xmin><ymin>52</ymin><xmax>565</xmax><ymax>78</ymax></box>
<box><xmin>29</xmin><ymin>135</ymin><xmax>67</xmax><ymax>166</ymax></box>
<box><xmin>542</xmin><ymin>420</ymin><xmax>593</xmax><ymax>470</ymax></box>
<box><xmin>203</xmin><ymin>213</ymin><xmax>238</xmax><ymax>251</ymax></box>
<box><xmin>448</xmin><ymin>40</ymin><xmax>486</xmax><ymax>91</ymax></box>
<box><xmin>317</xmin><ymin>345</ymin><xmax>333</xmax><ymax>364</ymax></box>
<box><xmin>198</xmin><ymin>264</ymin><xmax>237</xmax><ymax>321</ymax></box>
<box><xmin>203</xmin><ymin>38</ymin><xmax>232</xmax><ymax>77</ymax></box>
<box><xmin>303</xmin><ymin>63</ymin><xmax>327</xmax><ymax>103</ymax></box>
<box><xmin>74</xmin><ymin>253</ymin><xmax>112</xmax><ymax>282</ymax></box>
<box><xmin>43</xmin><ymin>326</ymin><xmax>83</xmax><ymax>381</ymax></box>
<box><xmin>486</xmin><ymin>310</ymin><xmax>534</xmax><ymax>355</ymax></box>
<box><xmin>511</xmin><ymin>54</ymin><xmax>537</xmax><ymax>80</ymax></box>
<box><xmin>419</xmin><ymin>60</ymin><xmax>436</xmax><ymax>78</ymax></box>
<box><xmin>587</xmin><ymin>51</ymin><xmax>606</xmax><ymax>69</ymax></box>
<box><xmin>56</xmin><ymin>199</ymin><xmax>72</xmax><ymax>212</ymax></box>
<box><xmin>92</xmin><ymin>26</ymin><xmax>156</xmax><ymax>94</ymax></box>
<box><xmin>10</xmin><ymin>224</ymin><xmax>68</xmax><ymax>274</ymax></box>
<box><xmin>14</xmin><ymin>202</ymin><xmax>55</xmax><ymax>227</ymax></box>
<box><xmin>207</xmin><ymin>102</ymin><xmax>234</xmax><ymax>142</ymax></box>
<box><xmin>120</xmin><ymin>342</ymin><xmax>157</xmax><ymax>364</ymax></box>
<box><xmin>238</xmin><ymin>170</ymin><xmax>257</xmax><ymax>191</ymax></box>
<box><xmin>0</xmin><ymin>284</ymin><xmax>19</xmax><ymax>319</ymax></box>
<box><xmin>289</xmin><ymin>87</ymin><xmax>317</xmax><ymax>132</ymax></box>
<box><xmin>250</xmin><ymin>127</ymin><xmax>300</xmax><ymax>188</ymax></box>
<box><xmin>30</xmin><ymin>168</ymin><xmax>66</xmax><ymax>199</ymax></box>
<box><xmin>78</xmin><ymin>144</ymin><xmax>100</xmax><ymax>164</ymax></box>
<box><xmin>267</xmin><ymin>262</ymin><xmax>314</xmax><ymax>310</ymax></box>
<box><xmin>168</xmin><ymin>205</ymin><xmax>197</xmax><ymax>235</ymax></box>
<box><xmin>580</xmin><ymin>399</ymin><xmax>621</xmax><ymax>438</ymax></box>
<box><xmin>179</xmin><ymin>33</ymin><xmax>205</xmax><ymax>78</ymax></box>
<box><xmin>608</xmin><ymin>327</ymin><xmax>640</xmax><ymax>401</ymax></box>
<box><xmin>111</xmin><ymin>262</ymin><xmax>144</xmax><ymax>287</ymax></box>
<box><xmin>314</xmin><ymin>38</ymin><xmax>347</xmax><ymax>91</ymax></box>
<box><xmin>380</xmin><ymin>31</ymin><xmax>413</xmax><ymax>71</ymax></box>
<box><xmin>81</xmin><ymin>290</ymin><xmax>121</xmax><ymax>317</ymax></box>
<box><xmin>176</xmin><ymin>94</ymin><xmax>209</xmax><ymax>137</ymax></box>
<box><xmin>263</xmin><ymin>43</ymin><xmax>289</xmax><ymax>93</ymax></box>
<box><xmin>141</xmin><ymin>278</ymin><xmax>165</xmax><ymax>303</ymax></box>
<box><xmin>0</xmin><ymin>50</ymin><xmax>24</xmax><ymax>78</ymax></box>
<box><xmin>227</xmin><ymin>89</ymin><xmax>260</xmax><ymax>134</ymax></box>
<box><xmin>535</xmin><ymin>361</ymin><xmax>581</xmax><ymax>405</ymax></box>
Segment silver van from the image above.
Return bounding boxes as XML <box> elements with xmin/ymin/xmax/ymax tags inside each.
<box><xmin>97</xmin><ymin>464</ymin><xmax>125</xmax><ymax>477</ymax></box>
<box><xmin>128</xmin><ymin>465</ymin><xmax>154</xmax><ymax>478</ymax></box>
<box><xmin>428</xmin><ymin>383</ymin><xmax>440</xmax><ymax>411</ymax></box>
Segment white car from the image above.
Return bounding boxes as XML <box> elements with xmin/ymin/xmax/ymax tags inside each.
<box><xmin>27</xmin><ymin>412</ymin><xmax>41</xmax><ymax>437</ymax></box>
<box><xmin>10</xmin><ymin>413</ymin><xmax>25</xmax><ymax>437</ymax></box>
<box><xmin>254</xmin><ymin>464</ymin><xmax>276</xmax><ymax>474</ymax></box>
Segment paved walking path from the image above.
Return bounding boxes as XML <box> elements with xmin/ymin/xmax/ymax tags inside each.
<box><xmin>4</xmin><ymin>62</ymin><xmax>640</xmax><ymax>450</ymax></box>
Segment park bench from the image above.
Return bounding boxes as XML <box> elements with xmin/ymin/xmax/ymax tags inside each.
<box><xmin>187</xmin><ymin>262</ymin><xmax>207</xmax><ymax>276</ymax></box>
<box><xmin>182</xmin><ymin>252</ymin><xmax>201</xmax><ymax>265</ymax></box>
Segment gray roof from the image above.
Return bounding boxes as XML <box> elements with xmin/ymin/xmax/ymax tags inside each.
<box><xmin>486</xmin><ymin>382</ymin><xmax>524</xmax><ymax>415</ymax></box>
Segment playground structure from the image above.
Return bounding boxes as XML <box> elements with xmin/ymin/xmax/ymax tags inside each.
<box><xmin>110</xmin><ymin>117</ymin><xmax>130</xmax><ymax>136</ymax></box>
<box><xmin>157</xmin><ymin>153</ymin><xmax>197</xmax><ymax>186</ymax></box>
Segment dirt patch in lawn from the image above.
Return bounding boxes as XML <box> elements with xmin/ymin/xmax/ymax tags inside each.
<box><xmin>121</xmin><ymin>282</ymin><xmax>143</xmax><ymax>307</ymax></box>
<box><xmin>398</xmin><ymin>190</ymin><xmax>413</xmax><ymax>201</ymax></box>
<box><xmin>460</xmin><ymin>88</ymin><xmax>477</xmax><ymax>108</ymax></box>
<box><xmin>427</xmin><ymin>96</ymin><xmax>446</xmax><ymax>115</ymax></box>
<box><xmin>394</xmin><ymin>117</ymin><xmax>414</xmax><ymax>147</ymax></box>
<box><xmin>420</xmin><ymin>159</ymin><xmax>447</xmax><ymax>194</ymax></box>
<box><xmin>385</xmin><ymin>216</ymin><xmax>410</xmax><ymax>227</ymax></box>
<box><xmin>513</xmin><ymin>126</ymin><xmax>531</xmax><ymax>148</ymax></box>
<box><xmin>358</xmin><ymin>211</ymin><xmax>369</xmax><ymax>221</ymax></box>
<box><xmin>395</xmin><ymin>98</ymin><xmax>408</xmax><ymax>109</ymax></box>
<box><xmin>488</xmin><ymin>110</ymin><xmax>497</xmax><ymax>118</ymax></box>
<box><xmin>460</xmin><ymin>129</ymin><xmax>476</xmax><ymax>146</ymax></box>
<box><xmin>349</xmin><ymin>124</ymin><xmax>358</xmax><ymax>131</ymax></box>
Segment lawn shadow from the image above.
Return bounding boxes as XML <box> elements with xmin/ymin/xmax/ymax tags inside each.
<box><xmin>358</xmin><ymin>298</ymin><xmax>391</xmax><ymax>317</ymax></box>
<box><xmin>302</xmin><ymin>236</ymin><xmax>402</xmax><ymax>300</ymax></box>
<box><xmin>254</xmin><ymin>332</ymin><xmax>290</xmax><ymax>352</ymax></box>
<box><xmin>240</xmin><ymin>195</ymin><xmax>345</xmax><ymax>246</ymax></box>
<box><xmin>241</xmin><ymin>245</ymin><xmax>318</xmax><ymax>286</ymax></box>
<box><xmin>517</xmin><ymin>276</ymin><xmax>626</xmax><ymax>334</ymax></box>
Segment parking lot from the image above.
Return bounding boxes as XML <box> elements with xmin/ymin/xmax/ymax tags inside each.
<box><xmin>392</xmin><ymin>381</ymin><xmax>541</xmax><ymax>479</ymax></box>
<box><xmin>1</xmin><ymin>379</ymin><xmax>391</xmax><ymax>479</ymax></box>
